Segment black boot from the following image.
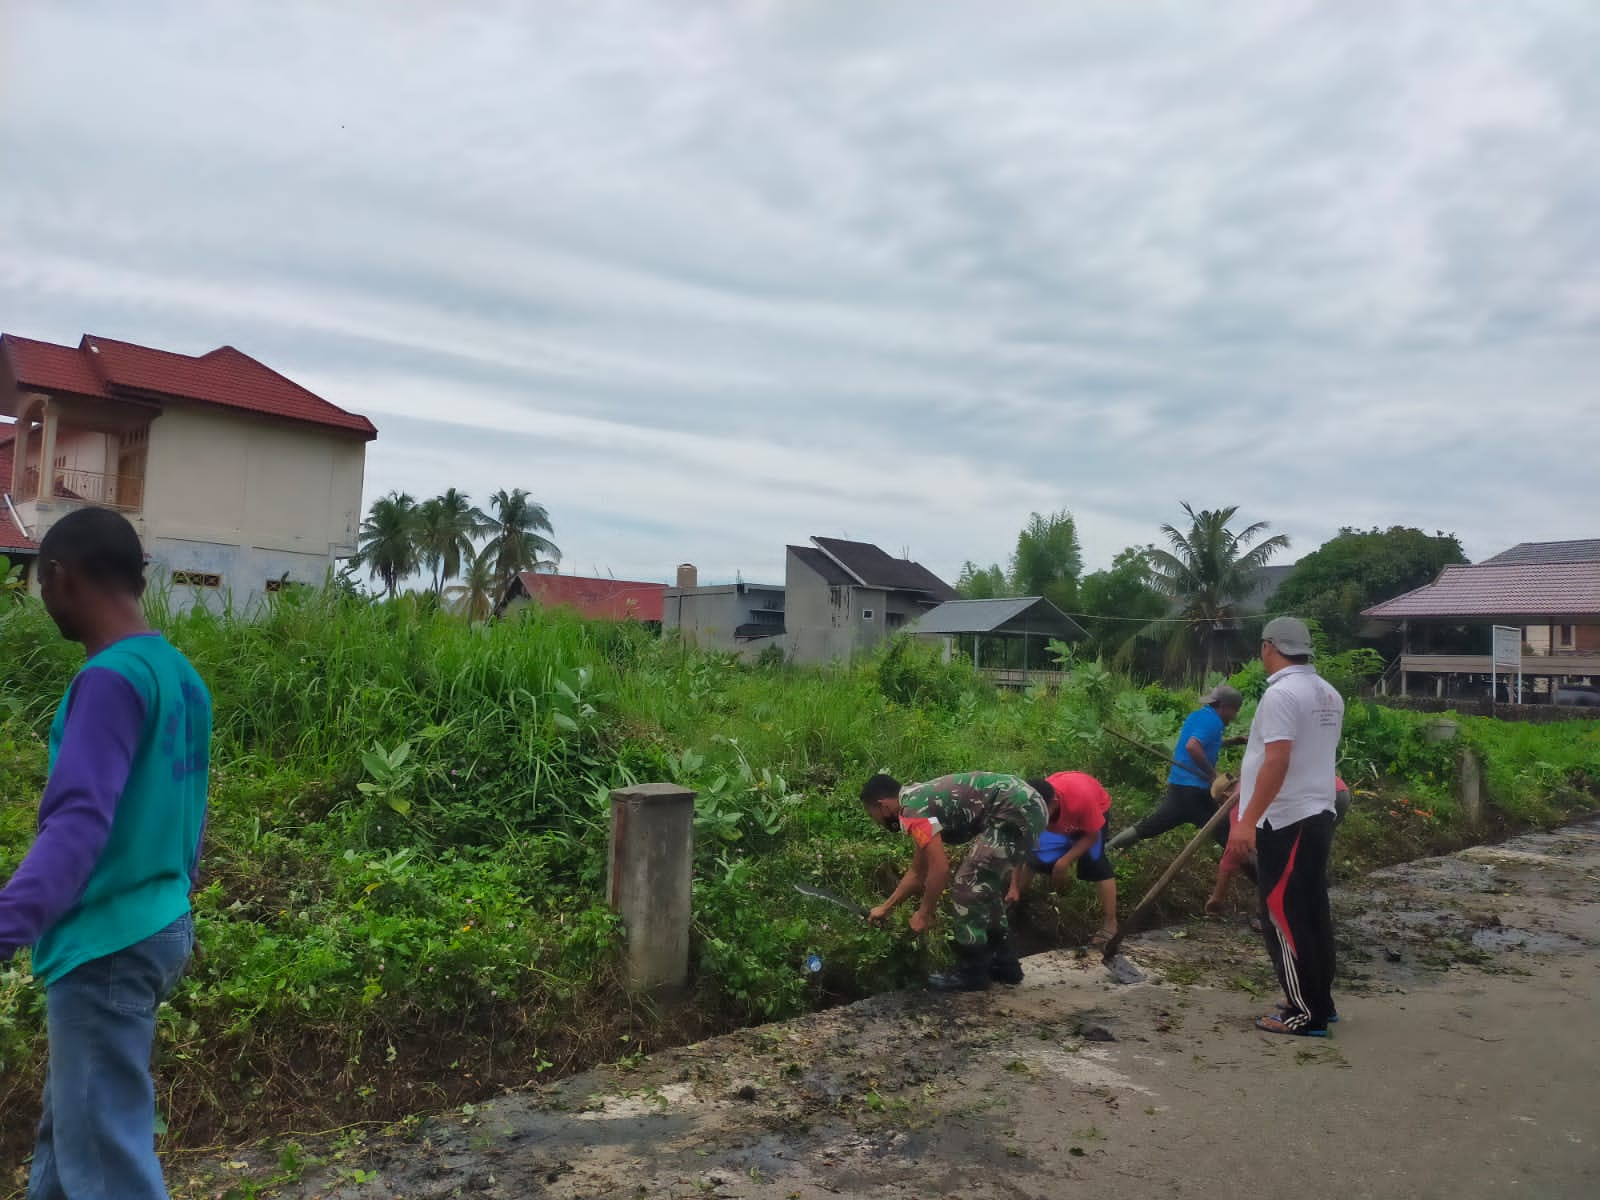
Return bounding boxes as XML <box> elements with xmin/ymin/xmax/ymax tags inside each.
<box><xmin>1107</xmin><ymin>826</ymin><xmax>1140</xmax><ymax>852</ymax></box>
<box><xmin>989</xmin><ymin>928</ymin><xmax>1024</xmax><ymax>985</ymax></box>
<box><xmin>928</xmin><ymin>943</ymin><xmax>992</xmax><ymax>992</ymax></box>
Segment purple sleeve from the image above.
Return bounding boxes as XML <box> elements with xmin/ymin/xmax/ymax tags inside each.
<box><xmin>0</xmin><ymin>668</ymin><xmax>146</xmax><ymax>960</ymax></box>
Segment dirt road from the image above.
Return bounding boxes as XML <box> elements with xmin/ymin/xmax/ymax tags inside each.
<box><xmin>187</xmin><ymin>819</ymin><xmax>1600</xmax><ymax>1199</ymax></box>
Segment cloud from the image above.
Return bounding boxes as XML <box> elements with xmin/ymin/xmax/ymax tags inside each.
<box><xmin>3</xmin><ymin>0</ymin><xmax>1597</xmax><ymax>583</ymax></box>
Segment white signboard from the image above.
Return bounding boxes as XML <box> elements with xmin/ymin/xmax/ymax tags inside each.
<box><xmin>1492</xmin><ymin>625</ymin><xmax>1522</xmax><ymax>670</ymax></box>
<box><xmin>1491</xmin><ymin>625</ymin><xmax>1522</xmax><ymax>705</ymax></box>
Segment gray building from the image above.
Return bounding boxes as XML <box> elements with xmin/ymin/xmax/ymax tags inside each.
<box><xmin>784</xmin><ymin>537</ymin><xmax>956</xmax><ymax>663</ymax></box>
<box><xmin>662</xmin><ymin>537</ymin><xmax>956</xmax><ymax>664</ymax></box>
<box><xmin>662</xmin><ymin>564</ymin><xmax>786</xmax><ymax>654</ymax></box>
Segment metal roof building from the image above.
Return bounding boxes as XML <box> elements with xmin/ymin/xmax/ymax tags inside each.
<box><xmin>909</xmin><ymin>596</ymin><xmax>1085</xmax><ymax>682</ymax></box>
<box><xmin>910</xmin><ymin>596</ymin><xmax>1086</xmax><ymax>640</ymax></box>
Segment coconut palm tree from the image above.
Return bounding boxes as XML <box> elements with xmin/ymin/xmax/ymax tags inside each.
<box><xmin>445</xmin><ymin>548</ymin><xmax>499</xmax><ymax>623</ymax></box>
<box><xmin>417</xmin><ymin>489</ymin><xmax>492</xmax><ymax>597</ymax></box>
<box><xmin>1141</xmin><ymin>503</ymin><xmax>1290</xmax><ymax>678</ymax></box>
<box><xmin>480</xmin><ymin>488</ymin><xmax>560</xmax><ymax>603</ymax></box>
<box><xmin>354</xmin><ymin>492</ymin><xmax>422</xmax><ymax>597</ymax></box>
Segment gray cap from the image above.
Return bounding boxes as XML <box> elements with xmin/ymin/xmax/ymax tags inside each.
<box><xmin>1262</xmin><ymin>615</ymin><xmax>1314</xmax><ymax>658</ymax></box>
<box><xmin>1202</xmin><ymin>683</ymin><xmax>1244</xmax><ymax>708</ymax></box>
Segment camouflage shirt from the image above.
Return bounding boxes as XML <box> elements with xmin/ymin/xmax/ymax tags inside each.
<box><xmin>897</xmin><ymin>772</ymin><xmax>1048</xmax><ymax>848</ymax></box>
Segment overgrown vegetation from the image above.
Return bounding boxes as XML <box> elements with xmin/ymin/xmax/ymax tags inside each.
<box><xmin>0</xmin><ymin>590</ymin><xmax>1595</xmax><ymax>1162</ymax></box>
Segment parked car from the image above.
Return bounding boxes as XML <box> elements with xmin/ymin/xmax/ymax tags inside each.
<box><xmin>1553</xmin><ymin>683</ymin><xmax>1600</xmax><ymax>707</ymax></box>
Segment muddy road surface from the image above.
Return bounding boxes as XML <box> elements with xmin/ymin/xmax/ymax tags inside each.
<box><xmin>181</xmin><ymin>820</ymin><xmax>1600</xmax><ymax>1199</ymax></box>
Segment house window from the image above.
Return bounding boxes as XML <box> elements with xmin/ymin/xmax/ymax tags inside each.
<box><xmin>172</xmin><ymin>570</ymin><xmax>222</xmax><ymax>588</ymax></box>
<box><xmin>265</xmin><ymin>578</ymin><xmax>306</xmax><ymax>595</ymax></box>
<box><xmin>886</xmin><ymin>612</ymin><xmax>906</xmax><ymax>630</ymax></box>
<box><xmin>1558</xmin><ymin>625</ymin><xmax>1574</xmax><ymax>649</ymax></box>
<box><xmin>861</xmin><ymin>608</ymin><xmax>875</xmax><ymax>621</ymax></box>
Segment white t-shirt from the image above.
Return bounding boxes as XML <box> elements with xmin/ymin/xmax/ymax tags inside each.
<box><xmin>1237</xmin><ymin>665</ymin><xmax>1346</xmax><ymax>829</ymax></box>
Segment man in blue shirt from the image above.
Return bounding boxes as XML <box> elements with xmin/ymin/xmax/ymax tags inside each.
<box><xmin>1108</xmin><ymin>685</ymin><xmax>1245</xmax><ymax>853</ymax></box>
<box><xmin>0</xmin><ymin>508</ymin><xmax>210</xmax><ymax>1200</ymax></box>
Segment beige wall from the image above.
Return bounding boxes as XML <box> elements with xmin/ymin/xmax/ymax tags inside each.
<box><xmin>142</xmin><ymin>403</ymin><xmax>365</xmax><ymax>556</ymax></box>
<box><xmin>52</xmin><ymin>428</ymin><xmax>111</xmax><ymax>476</ymax></box>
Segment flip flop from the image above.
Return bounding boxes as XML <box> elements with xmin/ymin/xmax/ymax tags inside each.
<box><xmin>1254</xmin><ymin>1013</ymin><xmax>1328</xmax><ymax>1038</ymax></box>
<box><xmin>1276</xmin><ymin>1001</ymin><xmax>1339</xmax><ymax>1023</ymax></box>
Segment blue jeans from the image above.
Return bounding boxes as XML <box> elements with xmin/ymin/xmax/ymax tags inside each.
<box><xmin>28</xmin><ymin>913</ymin><xmax>193</xmax><ymax>1200</ymax></box>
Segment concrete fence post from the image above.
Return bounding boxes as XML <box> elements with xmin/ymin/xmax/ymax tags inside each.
<box><xmin>607</xmin><ymin>783</ymin><xmax>696</xmax><ymax>994</ymax></box>
<box><xmin>1457</xmin><ymin>749</ymin><xmax>1485</xmax><ymax>831</ymax></box>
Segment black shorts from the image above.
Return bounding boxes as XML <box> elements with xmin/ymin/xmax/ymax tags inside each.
<box><xmin>1027</xmin><ymin>828</ymin><xmax>1116</xmax><ymax>883</ymax></box>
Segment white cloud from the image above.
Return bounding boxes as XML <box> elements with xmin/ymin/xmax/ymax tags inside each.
<box><xmin>3</xmin><ymin>0</ymin><xmax>1598</xmax><ymax>585</ymax></box>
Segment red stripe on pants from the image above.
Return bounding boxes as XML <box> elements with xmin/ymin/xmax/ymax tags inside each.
<box><xmin>1264</xmin><ymin>828</ymin><xmax>1303</xmax><ymax>958</ymax></box>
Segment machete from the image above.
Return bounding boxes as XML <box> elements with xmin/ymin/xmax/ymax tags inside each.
<box><xmin>792</xmin><ymin>883</ymin><xmax>871</xmax><ymax>920</ymax></box>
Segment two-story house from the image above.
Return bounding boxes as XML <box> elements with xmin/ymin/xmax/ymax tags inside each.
<box><xmin>663</xmin><ymin>538</ymin><xmax>956</xmax><ymax>663</ymax></box>
<box><xmin>784</xmin><ymin>537</ymin><xmax>957</xmax><ymax>662</ymax></box>
<box><xmin>2</xmin><ymin>332</ymin><xmax>376</xmax><ymax>611</ymax></box>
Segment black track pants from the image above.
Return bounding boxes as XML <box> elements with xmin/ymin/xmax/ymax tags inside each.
<box><xmin>1255</xmin><ymin>810</ymin><xmax>1337</xmax><ymax>1031</ymax></box>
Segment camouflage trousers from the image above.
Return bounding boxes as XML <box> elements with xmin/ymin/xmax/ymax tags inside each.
<box><xmin>949</xmin><ymin>818</ymin><xmax>1046</xmax><ymax>946</ymax></box>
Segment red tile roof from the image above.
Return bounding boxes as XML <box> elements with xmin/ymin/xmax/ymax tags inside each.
<box><xmin>1363</xmin><ymin>562</ymin><xmax>1600</xmax><ymax>622</ymax></box>
<box><xmin>2</xmin><ymin>335</ymin><xmax>111</xmax><ymax>399</ymax></box>
<box><xmin>513</xmin><ymin>572</ymin><xmax>667</xmax><ymax>622</ymax></box>
<box><xmin>1</xmin><ymin>333</ymin><xmax>376</xmax><ymax>439</ymax></box>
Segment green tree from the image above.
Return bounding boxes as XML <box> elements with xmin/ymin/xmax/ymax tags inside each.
<box><xmin>481</xmin><ymin>488</ymin><xmax>561</xmax><ymax>604</ymax></box>
<box><xmin>1011</xmin><ymin>509</ymin><xmax>1083</xmax><ymax>610</ymax></box>
<box><xmin>1143</xmin><ymin>503</ymin><xmax>1290</xmax><ymax>678</ymax></box>
<box><xmin>418</xmin><ymin>488</ymin><xmax>492</xmax><ymax>597</ymax></box>
<box><xmin>355</xmin><ymin>492</ymin><xmax>422</xmax><ymax>597</ymax></box>
<box><xmin>445</xmin><ymin>548</ymin><xmax>499</xmax><ymax>623</ymax></box>
<box><xmin>1077</xmin><ymin>545</ymin><xmax>1169</xmax><ymax>669</ymax></box>
<box><xmin>1270</xmin><ymin>526</ymin><xmax>1468</xmax><ymax>651</ymax></box>
<box><xmin>955</xmin><ymin>560</ymin><xmax>1011</xmax><ymax>599</ymax></box>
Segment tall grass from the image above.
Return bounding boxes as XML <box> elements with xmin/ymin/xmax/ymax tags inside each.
<box><xmin>0</xmin><ymin>588</ymin><xmax>1595</xmax><ymax>1157</ymax></box>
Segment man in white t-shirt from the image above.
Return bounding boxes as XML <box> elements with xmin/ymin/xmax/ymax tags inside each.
<box><xmin>1226</xmin><ymin>616</ymin><xmax>1345</xmax><ymax>1036</ymax></box>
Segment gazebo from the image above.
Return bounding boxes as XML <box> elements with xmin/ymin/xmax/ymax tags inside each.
<box><xmin>909</xmin><ymin>596</ymin><xmax>1086</xmax><ymax>687</ymax></box>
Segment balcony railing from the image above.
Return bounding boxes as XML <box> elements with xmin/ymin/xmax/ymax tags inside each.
<box><xmin>22</xmin><ymin>466</ymin><xmax>145</xmax><ymax>511</ymax></box>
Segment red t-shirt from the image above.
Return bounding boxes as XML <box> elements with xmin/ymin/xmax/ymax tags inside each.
<box><xmin>1045</xmin><ymin>771</ymin><xmax>1111</xmax><ymax>836</ymax></box>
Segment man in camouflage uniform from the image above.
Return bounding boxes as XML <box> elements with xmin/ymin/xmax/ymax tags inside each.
<box><xmin>861</xmin><ymin>771</ymin><xmax>1049</xmax><ymax>991</ymax></box>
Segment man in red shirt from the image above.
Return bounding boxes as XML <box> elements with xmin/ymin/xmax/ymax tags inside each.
<box><xmin>1004</xmin><ymin>771</ymin><xmax>1119</xmax><ymax>950</ymax></box>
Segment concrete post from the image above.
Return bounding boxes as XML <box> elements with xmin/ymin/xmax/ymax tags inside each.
<box><xmin>607</xmin><ymin>783</ymin><xmax>695</xmax><ymax>994</ymax></box>
<box><xmin>1457</xmin><ymin>749</ymin><xmax>1485</xmax><ymax>831</ymax></box>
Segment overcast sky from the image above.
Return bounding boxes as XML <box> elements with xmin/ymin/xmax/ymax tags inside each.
<box><xmin>3</xmin><ymin>1</ymin><xmax>1597</xmax><ymax>585</ymax></box>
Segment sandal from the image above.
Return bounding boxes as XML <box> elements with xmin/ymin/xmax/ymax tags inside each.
<box><xmin>1088</xmin><ymin>929</ymin><xmax>1116</xmax><ymax>949</ymax></box>
<box><xmin>1276</xmin><ymin>1001</ymin><xmax>1339</xmax><ymax>1024</ymax></box>
<box><xmin>1254</xmin><ymin>1013</ymin><xmax>1327</xmax><ymax>1037</ymax></box>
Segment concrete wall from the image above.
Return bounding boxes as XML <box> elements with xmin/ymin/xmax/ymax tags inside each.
<box><xmin>141</xmin><ymin>404</ymin><xmax>365</xmax><ymax>559</ymax></box>
<box><xmin>783</xmin><ymin>551</ymin><xmax>856</xmax><ymax>664</ymax></box>
<box><xmin>144</xmin><ymin>537</ymin><xmax>334</xmax><ymax>615</ymax></box>
<box><xmin>663</xmin><ymin>583</ymin><xmax>785</xmax><ymax>654</ymax></box>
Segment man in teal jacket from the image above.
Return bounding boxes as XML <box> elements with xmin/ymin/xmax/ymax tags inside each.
<box><xmin>0</xmin><ymin>508</ymin><xmax>211</xmax><ymax>1199</ymax></box>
